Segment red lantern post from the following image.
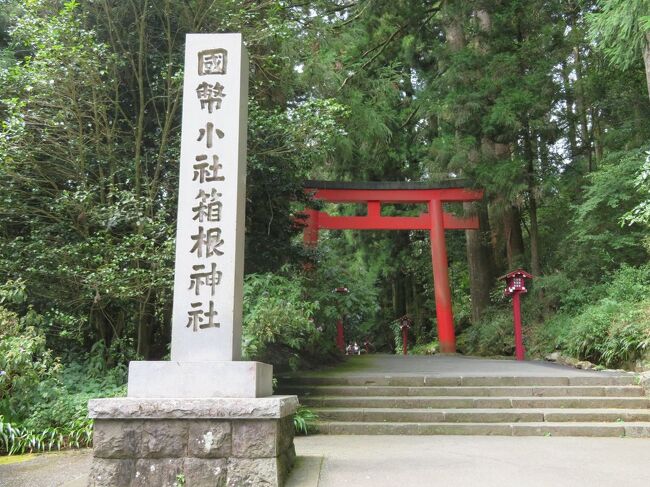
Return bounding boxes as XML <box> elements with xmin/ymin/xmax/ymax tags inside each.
<box><xmin>499</xmin><ymin>270</ymin><xmax>533</xmax><ymax>361</ymax></box>
<box><xmin>334</xmin><ymin>287</ymin><xmax>349</xmax><ymax>352</ymax></box>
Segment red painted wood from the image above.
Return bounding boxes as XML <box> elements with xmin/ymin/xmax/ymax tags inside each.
<box><xmin>429</xmin><ymin>199</ymin><xmax>456</xmax><ymax>354</ymax></box>
<box><xmin>402</xmin><ymin>326</ymin><xmax>408</xmax><ymax>356</ymax></box>
<box><xmin>306</xmin><ymin>187</ymin><xmax>484</xmax><ymax>203</ymax></box>
<box><xmin>512</xmin><ymin>292</ymin><xmax>525</xmax><ymax>360</ymax></box>
<box><xmin>315</xmin><ymin>212</ymin><xmax>478</xmax><ymax>231</ymax></box>
<box><xmin>368</xmin><ymin>200</ymin><xmax>381</xmax><ymax>218</ymax></box>
<box><xmin>318</xmin><ymin>213</ymin><xmax>430</xmax><ymax>230</ymax></box>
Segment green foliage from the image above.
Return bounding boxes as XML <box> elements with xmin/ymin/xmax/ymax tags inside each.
<box><xmin>293</xmin><ymin>406</ymin><xmax>318</xmax><ymax>436</ymax></box>
<box><xmin>589</xmin><ymin>0</ymin><xmax>650</xmax><ymax>70</ymax></box>
<box><xmin>622</xmin><ymin>151</ymin><xmax>650</xmax><ymax>231</ymax></box>
<box><xmin>409</xmin><ymin>339</ymin><xmax>439</xmax><ymax>355</ymax></box>
<box><xmin>461</xmin><ymin>264</ymin><xmax>650</xmax><ymax>369</ymax></box>
<box><xmin>457</xmin><ymin>309</ymin><xmax>517</xmax><ymax>357</ymax></box>
<box><xmin>0</xmin><ymin>414</ymin><xmax>92</xmax><ymax>455</ymax></box>
<box><xmin>0</xmin><ymin>306</ymin><xmax>61</xmax><ymax>422</ymax></box>
<box><xmin>559</xmin><ymin>265</ymin><xmax>650</xmax><ymax>367</ymax></box>
<box><xmin>243</xmin><ymin>272</ymin><xmax>320</xmax><ymax>371</ymax></box>
<box><xmin>562</xmin><ymin>299</ymin><xmax>650</xmax><ymax>367</ymax></box>
<box><xmin>0</xmin><ymin>292</ymin><xmax>124</xmax><ymax>455</ymax></box>
<box><xmin>0</xmin><ymin>356</ymin><xmax>124</xmax><ymax>455</ymax></box>
<box><xmin>305</xmin><ymin>243</ymin><xmax>382</xmax><ymax>344</ymax></box>
<box><xmin>562</xmin><ymin>150</ymin><xmax>649</xmax><ymax>279</ymax></box>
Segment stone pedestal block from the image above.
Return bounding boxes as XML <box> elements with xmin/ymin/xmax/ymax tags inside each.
<box><xmin>88</xmin><ymin>396</ymin><xmax>298</xmax><ymax>487</ymax></box>
<box><xmin>128</xmin><ymin>361</ymin><xmax>273</xmax><ymax>398</ymax></box>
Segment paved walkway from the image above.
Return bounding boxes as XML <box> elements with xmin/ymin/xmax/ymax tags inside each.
<box><xmin>294</xmin><ymin>435</ymin><xmax>650</xmax><ymax>487</ymax></box>
<box><xmin>0</xmin><ymin>450</ymin><xmax>89</xmax><ymax>487</ymax></box>
<box><xmin>5</xmin><ymin>435</ymin><xmax>647</xmax><ymax>487</ymax></box>
<box><xmin>297</xmin><ymin>353</ymin><xmax>631</xmax><ymax>377</ymax></box>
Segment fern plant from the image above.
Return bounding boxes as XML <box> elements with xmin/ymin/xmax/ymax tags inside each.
<box><xmin>293</xmin><ymin>406</ymin><xmax>318</xmax><ymax>436</ymax></box>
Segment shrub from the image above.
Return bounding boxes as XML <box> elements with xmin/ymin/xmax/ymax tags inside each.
<box><xmin>557</xmin><ymin>264</ymin><xmax>650</xmax><ymax>368</ymax></box>
<box><xmin>563</xmin><ymin>299</ymin><xmax>650</xmax><ymax>368</ymax></box>
<box><xmin>457</xmin><ymin>309</ymin><xmax>516</xmax><ymax>357</ymax></box>
<box><xmin>23</xmin><ymin>361</ymin><xmax>126</xmax><ymax>432</ymax></box>
<box><xmin>459</xmin><ymin>264</ymin><xmax>650</xmax><ymax>369</ymax></box>
<box><xmin>0</xmin><ymin>306</ymin><xmax>61</xmax><ymax>422</ymax></box>
<box><xmin>243</xmin><ymin>273</ymin><xmax>320</xmax><ymax>370</ymax></box>
<box><xmin>409</xmin><ymin>339</ymin><xmax>439</xmax><ymax>355</ymax></box>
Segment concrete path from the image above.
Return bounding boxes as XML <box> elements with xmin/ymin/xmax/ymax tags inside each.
<box><xmin>294</xmin><ymin>435</ymin><xmax>650</xmax><ymax>487</ymax></box>
<box><xmin>3</xmin><ymin>436</ymin><xmax>650</xmax><ymax>487</ymax></box>
<box><xmin>297</xmin><ymin>354</ymin><xmax>631</xmax><ymax>378</ymax></box>
<box><xmin>0</xmin><ymin>449</ymin><xmax>90</xmax><ymax>487</ymax></box>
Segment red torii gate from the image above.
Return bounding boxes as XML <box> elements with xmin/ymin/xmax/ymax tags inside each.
<box><xmin>300</xmin><ymin>180</ymin><xmax>484</xmax><ymax>354</ymax></box>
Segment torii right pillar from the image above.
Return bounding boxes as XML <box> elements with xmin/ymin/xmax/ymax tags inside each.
<box><xmin>429</xmin><ymin>198</ymin><xmax>455</xmax><ymax>353</ymax></box>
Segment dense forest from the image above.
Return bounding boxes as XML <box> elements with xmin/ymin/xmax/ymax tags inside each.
<box><xmin>0</xmin><ymin>0</ymin><xmax>649</xmax><ymax>453</ymax></box>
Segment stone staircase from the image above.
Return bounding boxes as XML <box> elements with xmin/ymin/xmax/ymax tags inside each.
<box><xmin>280</xmin><ymin>373</ymin><xmax>650</xmax><ymax>437</ymax></box>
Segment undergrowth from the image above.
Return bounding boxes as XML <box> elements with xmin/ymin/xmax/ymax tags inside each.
<box><xmin>458</xmin><ymin>264</ymin><xmax>650</xmax><ymax>369</ymax></box>
<box><xmin>0</xmin><ymin>415</ymin><xmax>92</xmax><ymax>455</ymax></box>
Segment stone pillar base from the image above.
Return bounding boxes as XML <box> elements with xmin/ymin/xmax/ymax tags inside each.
<box><xmin>127</xmin><ymin>361</ymin><xmax>273</xmax><ymax>398</ymax></box>
<box><xmin>88</xmin><ymin>396</ymin><xmax>298</xmax><ymax>487</ymax></box>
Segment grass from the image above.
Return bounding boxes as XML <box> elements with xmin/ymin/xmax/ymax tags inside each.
<box><xmin>288</xmin><ymin>355</ymin><xmax>376</xmax><ymax>377</ymax></box>
<box><xmin>0</xmin><ymin>453</ymin><xmax>36</xmax><ymax>465</ymax></box>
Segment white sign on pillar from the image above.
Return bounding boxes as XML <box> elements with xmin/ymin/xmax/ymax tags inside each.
<box><xmin>170</xmin><ymin>34</ymin><xmax>248</xmax><ymax>362</ymax></box>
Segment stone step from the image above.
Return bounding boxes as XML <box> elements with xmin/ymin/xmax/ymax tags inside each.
<box><xmin>281</xmin><ymin>385</ymin><xmax>645</xmax><ymax>398</ymax></box>
<box><xmin>282</xmin><ymin>374</ymin><xmax>637</xmax><ymax>387</ymax></box>
<box><xmin>301</xmin><ymin>396</ymin><xmax>650</xmax><ymax>409</ymax></box>
<box><xmin>314</xmin><ymin>421</ymin><xmax>650</xmax><ymax>437</ymax></box>
<box><xmin>312</xmin><ymin>407</ymin><xmax>650</xmax><ymax>423</ymax></box>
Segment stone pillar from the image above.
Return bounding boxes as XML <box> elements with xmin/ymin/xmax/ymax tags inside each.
<box><xmin>88</xmin><ymin>34</ymin><xmax>298</xmax><ymax>487</ymax></box>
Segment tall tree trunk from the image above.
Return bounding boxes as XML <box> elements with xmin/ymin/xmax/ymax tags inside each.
<box><xmin>391</xmin><ymin>280</ymin><xmax>398</xmax><ymax>316</ymax></box>
<box><xmin>136</xmin><ymin>290</ymin><xmax>153</xmax><ymax>359</ymax></box>
<box><xmin>573</xmin><ymin>47</ymin><xmax>593</xmax><ymax>171</ymax></box>
<box><xmin>464</xmin><ymin>201</ymin><xmax>494</xmax><ymax>323</ymax></box>
<box><xmin>561</xmin><ymin>63</ymin><xmax>579</xmax><ymax>163</ymax></box>
<box><xmin>591</xmin><ymin>107</ymin><xmax>603</xmax><ymax>167</ymax></box>
<box><xmin>523</xmin><ymin>125</ymin><xmax>541</xmax><ymax>277</ymax></box>
<box><xmin>443</xmin><ymin>6</ymin><xmax>497</xmax><ymax>324</ymax></box>
<box><xmin>643</xmin><ymin>32</ymin><xmax>650</xmax><ymax>103</ymax></box>
<box><xmin>503</xmin><ymin>205</ymin><xmax>525</xmax><ymax>269</ymax></box>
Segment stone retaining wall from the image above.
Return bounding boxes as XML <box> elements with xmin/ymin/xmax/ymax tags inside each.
<box><xmin>88</xmin><ymin>397</ymin><xmax>297</xmax><ymax>487</ymax></box>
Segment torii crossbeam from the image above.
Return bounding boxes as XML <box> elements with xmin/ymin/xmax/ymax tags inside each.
<box><xmin>300</xmin><ymin>180</ymin><xmax>484</xmax><ymax>353</ymax></box>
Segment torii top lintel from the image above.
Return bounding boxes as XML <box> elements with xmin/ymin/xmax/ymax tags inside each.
<box><xmin>302</xmin><ymin>180</ymin><xmax>484</xmax><ymax>233</ymax></box>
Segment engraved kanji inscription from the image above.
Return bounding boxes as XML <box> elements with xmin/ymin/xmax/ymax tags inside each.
<box><xmin>197</xmin><ymin>122</ymin><xmax>225</xmax><ymax>149</ymax></box>
<box><xmin>196</xmin><ymin>81</ymin><xmax>226</xmax><ymax>113</ymax></box>
<box><xmin>190</xmin><ymin>226</ymin><xmax>224</xmax><ymax>257</ymax></box>
<box><xmin>189</xmin><ymin>263</ymin><xmax>222</xmax><ymax>296</ymax></box>
<box><xmin>186</xmin><ymin>301</ymin><xmax>220</xmax><ymax>331</ymax></box>
<box><xmin>193</xmin><ymin>188</ymin><xmax>222</xmax><ymax>223</ymax></box>
<box><xmin>198</xmin><ymin>48</ymin><xmax>227</xmax><ymax>75</ymax></box>
<box><xmin>193</xmin><ymin>155</ymin><xmax>225</xmax><ymax>183</ymax></box>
